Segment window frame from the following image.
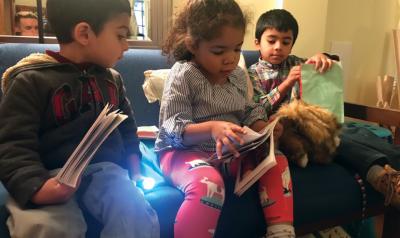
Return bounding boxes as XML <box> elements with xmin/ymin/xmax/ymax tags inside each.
<box><xmin>0</xmin><ymin>0</ymin><xmax>172</xmax><ymax>49</ymax></box>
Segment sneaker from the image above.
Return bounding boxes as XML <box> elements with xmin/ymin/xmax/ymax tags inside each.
<box><xmin>376</xmin><ymin>165</ymin><xmax>400</xmax><ymax>209</ymax></box>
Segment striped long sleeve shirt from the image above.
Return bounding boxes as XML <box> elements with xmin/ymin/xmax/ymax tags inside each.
<box><xmin>155</xmin><ymin>61</ymin><xmax>267</xmax><ymax>152</ymax></box>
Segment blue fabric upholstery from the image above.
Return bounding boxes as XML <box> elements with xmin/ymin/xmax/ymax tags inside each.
<box><xmin>0</xmin><ymin>43</ymin><xmax>384</xmax><ymax>238</ymax></box>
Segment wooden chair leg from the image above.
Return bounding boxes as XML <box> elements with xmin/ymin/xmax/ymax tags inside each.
<box><xmin>382</xmin><ymin>207</ymin><xmax>400</xmax><ymax>238</ymax></box>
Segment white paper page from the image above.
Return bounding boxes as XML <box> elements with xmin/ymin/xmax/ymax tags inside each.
<box><xmin>56</xmin><ymin>104</ymin><xmax>111</xmax><ymax>180</ymax></box>
<box><xmin>59</xmin><ymin>109</ymin><xmax>118</xmax><ymax>182</ymax></box>
<box><xmin>56</xmin><ymin>105</ymin><xmax>127</xmax><ymax>188</ymax></box>
<box><xmin>66</xmin><ymin>114</ymin><xmax>127</xmax><ymax>187</ymax></box>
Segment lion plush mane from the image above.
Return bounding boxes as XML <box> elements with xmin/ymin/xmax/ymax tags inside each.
<box><xmin>275</xmin><ymin>100</ymin><xmax>341</xmax><ymax>168</ymax></box>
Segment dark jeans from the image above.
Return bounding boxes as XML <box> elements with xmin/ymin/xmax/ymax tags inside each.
<box><xmin>335</xmin><ymin>125</ymin><xmax>400</xmax><ymax>178</ymax></box>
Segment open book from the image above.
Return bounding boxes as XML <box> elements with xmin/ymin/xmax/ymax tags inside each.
<box><xmin>208</xmin><ymin>117</ymin><xmax>280</xmax><ymax>196</ymax></box>
<box><xmin>55</xmin><ymin>104</ymin><xmax>128</xmax><ymax>188</ymax></box>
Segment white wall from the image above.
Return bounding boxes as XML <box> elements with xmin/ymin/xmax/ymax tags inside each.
<box><xmin>324</xmin><ymin>0</ymin><xmax>399</xmax><ymax>105</ymax></box>
<box><xmin>284</xmin><ymin>0</ymin><xmax>328</xmax><ymax>57</ymax></box>
<box><xmin>236</xmin><ymin>0</ymin><xmax>276</xmax><ymax>50</ymax></box>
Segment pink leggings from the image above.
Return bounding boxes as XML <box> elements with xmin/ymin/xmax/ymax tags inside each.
<box><xmin>160</xmin><ymin>150</ymin><xmax>293</xmax><ymax>238</ymax></box>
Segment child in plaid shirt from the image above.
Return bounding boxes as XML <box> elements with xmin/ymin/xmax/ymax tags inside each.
<box><xmin>248</xmin><ymin>9</ymin><xmax>333</xmax><ymax>114</ymax></box>
<box><xmin>248</xmin><ymin>9</ymin><xmax>400</xmax><ymax>212</ymax></box>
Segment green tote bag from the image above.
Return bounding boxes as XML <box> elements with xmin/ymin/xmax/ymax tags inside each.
<box><xmin>300</xmin><ymin>62</ymin><xmax>344</xmax><ymax>123</ymax></box>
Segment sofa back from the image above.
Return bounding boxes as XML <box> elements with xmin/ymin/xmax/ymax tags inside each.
<box><xmin>0</xmin><ymin>43</ymin><xmax>259</xmax><ymax>126</ymax></box>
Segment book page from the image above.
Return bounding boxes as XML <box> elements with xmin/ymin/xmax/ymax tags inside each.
<box><xmin>56</xmin><ymin>105</ymin><xmax>111</xmax><ymax>182</ymax></box>
<box><xmin>234</xmin><ymin>131</ymin><xmax>277</xmax><ymax>196</ymax></box>
<box><xmin>208</xmin><ymin>116</ymin><xmax>280</xmax><ymax>162</ymax></box>
<box><xmin>55</xmin><ymin>104</ymin><xmax>128</xmax><ymax>188</ymax></box>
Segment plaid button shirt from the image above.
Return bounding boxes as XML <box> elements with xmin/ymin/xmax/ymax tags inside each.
<box><xmin>248</xmin><ymin>55</ymin><xmax>305</xmax><ymax>114</ymax></box>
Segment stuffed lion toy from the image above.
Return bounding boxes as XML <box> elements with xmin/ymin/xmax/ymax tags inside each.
<box><xmin>275</xmin><ymin>100</ymin><xmax>342</xmax><ymax>168</ymax></box>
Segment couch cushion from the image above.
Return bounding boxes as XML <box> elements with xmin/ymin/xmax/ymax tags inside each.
<box><xmin>114</xmin><ymin>49</ymin><xmax>173</xmax><ymax>126</ymax></box>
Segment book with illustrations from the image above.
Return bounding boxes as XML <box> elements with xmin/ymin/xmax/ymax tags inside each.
<box><xmin>207</xmin><ymin>117</ymin><xmax>280</xmax><ymax>196</ymax></box>
<box><xmin>55</xmin><ymin>104</ymin><xmax>128</xmax><ymax>188</ymax></box>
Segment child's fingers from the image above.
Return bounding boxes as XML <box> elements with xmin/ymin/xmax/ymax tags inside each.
<box><xmin>216</xmin><ymin>139</ymin><xmax>223</xmax><ymax>159</ymax></box>
<box><xmin>318</xmin><ymin>58</ymin><xmax>332</xmax><ymax>73</ymax></box>
<box><xmin>290</xmin><ymin>66</ymin><xmax>301</xmax><ymax>77</ymax></box>
<box><xmin>305</xmin><ymin>58</ymin><xmax>315</xmax><ymax>65</ymax></box>
<box><xmin>292</xmin><ymin>65</ymin><xmax>301</xmax><ymax>71</ymax></box>
<box><xmin>313</xmin><ymin>59</ymin><xmax>322</xmax><ymax>71</ymax></box>
<box><xmin>230</xmin><ymin>124</ymin><xmax>246</xmax><ymax>134</ymax></box>
<box><xmin>225</xmin><ymin>130</ymin><xmax>245</xmax><ymax>145</ymax></box>
<box><xmin>222</xmin><ymin>137</ymin><xmax>240</xmax><ymax>158</ymax></box>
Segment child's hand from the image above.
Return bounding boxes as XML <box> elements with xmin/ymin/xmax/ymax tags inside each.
<box><xmin>305</xmin><ymin>53</ymin><xmax>332</xmax><ymax>73</ymax></box>
<box><xmin>211</xmin><ymin>121</ymin><xmax>246</xmax><ymax>159</ymax></box>
<box><xmin>286</xmin><ymin>65</ymin><xmax>301</xmax><ymax>87</ymax></box>
<box><xmin>31</xmin><ymin>178</ymin><xmax>77</xmax><ymax>205</ymax></box>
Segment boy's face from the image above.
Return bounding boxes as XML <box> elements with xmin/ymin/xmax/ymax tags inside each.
<box><xmin>189</xmin><ymin>26</ymin><xmax>244</xmax><ymax>84</ymax></box>
<box><xmin>15</xmin><ymin>17</ymin><xmax>39</xmax><ymax>36</ymax></box>
<box><xmin>255</xmin><ymin>28</ymin><xmax>294</xmax><ymax>65</ymax></box>
<box><xmin>86</xmin><ymin>13</ymin><xmax>130</xmax><ymax>68</ymax></box>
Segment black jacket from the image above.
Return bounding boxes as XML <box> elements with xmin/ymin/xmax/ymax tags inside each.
<box><xmin>0</xmin><ymin>53</ymin><xmax>141</xmax><ymax>207</ymax></box>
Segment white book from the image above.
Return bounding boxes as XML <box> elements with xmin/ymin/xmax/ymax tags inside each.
<box><xmin>207</xmin><ymin>117</ymin><xmax>280</xmax><ymax>196</ymax></box>
<box><xmin>55</xmin><ymin>104</ymin><xmax>128</xmax><ymax>188</ymax></box>
<box><xmin>137</xmin><ymin>125</ymin><xmax>159</xmax><ymax>139</ymax></box>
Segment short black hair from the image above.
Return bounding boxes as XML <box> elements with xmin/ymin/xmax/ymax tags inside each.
<box><xmin>255</xmin><ymin>9</ymin><xmax>298</xmax><ymax>45</ymax></box>
<box><xmin>15</xmin><ymin>11</ymin><xmax>38</xmax><ymax>25</ymax></box>
<box><xmin>46</xmin><ymin>0</ymin><xmax>131</xmax><ymax>44</ymax></box>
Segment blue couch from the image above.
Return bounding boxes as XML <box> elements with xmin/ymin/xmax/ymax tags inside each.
<box><xmin>0</xmin><ymin>43</ymin><xmax>385</xmax><ymax>238</ymax></box>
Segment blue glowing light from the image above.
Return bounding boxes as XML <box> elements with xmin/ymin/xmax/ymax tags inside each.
<box><xmin>142</xmin><ymin>177</ymin><xmax>156</xmax><ymax>190</ymax></box>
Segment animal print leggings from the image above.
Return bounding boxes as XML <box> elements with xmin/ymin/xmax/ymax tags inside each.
<box><xmin>159</xmin><ymin>150</ymin><xmax>293</xmax><ymax>238</ymax></box>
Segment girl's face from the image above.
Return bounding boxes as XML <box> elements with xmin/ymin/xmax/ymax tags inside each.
<box><xmin>188</xmin><ymin>26</ymin><xmax>244</xmax><ymax>84</ymax></box>
<box><xmin>255</xmin><ymin>28</ymin><xmax>294</xmax><ymax>65</ymax></box>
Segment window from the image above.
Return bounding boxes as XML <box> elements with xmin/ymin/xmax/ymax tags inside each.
<box><xmin>0</xmin><ymin>0</ymin><xmax>172</xmax><ymax>49</ymax></box>
<box><xmin>134</xmin><ymin>0</ymin><xmax>146</xmax><ymax>39</ymax></box>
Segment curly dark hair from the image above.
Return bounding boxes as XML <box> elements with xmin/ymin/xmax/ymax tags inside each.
<box><xmin>162</xmin><ymin>0</ymin><xmax>247</xmax><ymax>61</ymax></box>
